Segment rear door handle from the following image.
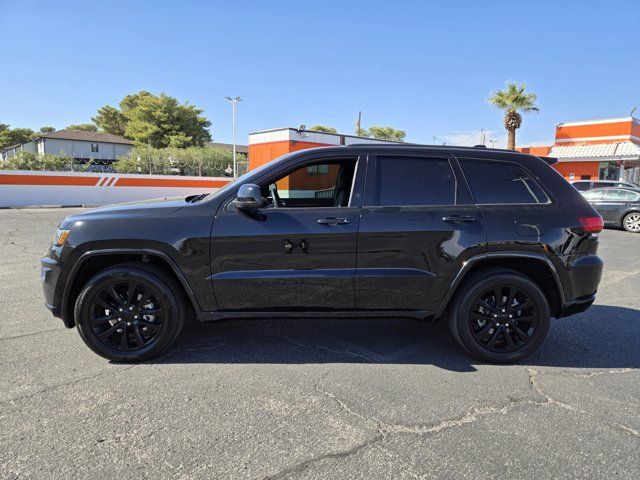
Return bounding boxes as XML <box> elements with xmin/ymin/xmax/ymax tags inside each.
<box><xmin>317</xmin><ymin>217</ymin><xmax>350</xmax><ymax>225</ymax></box>
<box><xmin>442</xmin><ymin>215</ymin><xmax>476</xmax><ymax>223</ymax></box>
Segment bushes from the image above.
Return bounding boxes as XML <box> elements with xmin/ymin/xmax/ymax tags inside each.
<box><xmin>113</xmin><ymin>146</ymin><xmax>247</xmax><ymax>177</ymax></box>
<box><xmin>1</xmin><ymin>151</ymin><xmax>84</xmax><ymax>171</ymax></box>
<box><xmin>1</xmin><ymin>146</ymin><xmax>248</xmax><ymax>177</ymax></box>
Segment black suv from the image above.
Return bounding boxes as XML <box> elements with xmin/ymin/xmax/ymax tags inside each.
<box><xmin>42</xmin><ymin>145</ymin><xmax>604</xmax><ymax>363</ymax></box>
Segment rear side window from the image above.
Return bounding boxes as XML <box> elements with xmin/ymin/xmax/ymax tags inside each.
<box><xmin>371</xmin><ymin>156</ymin><xmax>455</xmax><ymax>206</ymax></box>
<box><xmin>459</xmin><ymin>159</ymin><xmax>549</xmax><ymax>205</ymax></box>
<box><xmin>604</xmin><ymin>189</ymin><xmax>639</xmax><ymax>201</ymax></box>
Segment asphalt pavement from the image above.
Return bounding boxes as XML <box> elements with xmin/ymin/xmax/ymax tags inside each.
<box><xmin>1</xmin><ymin>208</ymin><xmax>638</xmax><ymax>479</ymax></box>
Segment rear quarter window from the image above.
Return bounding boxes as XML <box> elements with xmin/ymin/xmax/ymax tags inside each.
<box><xmin>459</xmin><ymin>158</ymin><xmax>550</xmax><ymax>205</ymax></box>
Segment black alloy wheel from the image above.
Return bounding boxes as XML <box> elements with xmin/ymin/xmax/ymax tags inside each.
<box><xmin>449</xmin><ymin>269</ymin><xmax>550</xmax><ymax>363</ymax></box>
<box><xmin>468</xmin><ymin>285</ymin><xmax>538</xmax><ymax>353</ymax></box>
<box><xmin>75</xmin><ymin>263</ymin><xmax>186</xmax><ymax>362</ymax></box>
<box><xmin>88</xmin><ymin>279</ymin><xmax>165</xmax><ymax>352</ymax></box>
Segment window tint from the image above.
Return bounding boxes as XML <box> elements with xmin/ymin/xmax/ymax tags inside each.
<box><xmin>371</xmin><ymin>156</ymin><xmax>456</xmax><ymax>206</ymax></box>
<box><xmin>583</xmin><ymin>189</ymin><xmax>606</xmax><ymax>201</ymax></box>
<box><xmin>572</xmin><ymin>181</ymin><xmax>590</xmax><ymax>191</ymax></box>
<box><xmin>460</xmin><ymin>159</ymin><xmax>549</xmax><ymax>204</ymax></box>
<box><xmin>604</xmin><ymin>189</ymin><xmax>638</xmax><ymax>201</ymax></box>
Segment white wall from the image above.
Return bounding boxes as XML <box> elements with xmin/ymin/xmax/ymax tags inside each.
<box><xmin>0</xmin><ymin>170</ymin><xmax>231</xmax><ymax>207</ymax></box>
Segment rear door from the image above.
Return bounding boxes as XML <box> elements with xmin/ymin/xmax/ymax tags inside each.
<box><xmin>599</xmin><ymin>189</ymin><xmax>639</xmax><ymax>223</ymax></box>
<box><xmin>355</xmin><ymin>153</ymin><xmax>487</xmax><ymax>313</ymax></box>
<box><xmin>456</xmin><ymin>157</ymin><xmax>555</xmax><ymax>252</ymax></box>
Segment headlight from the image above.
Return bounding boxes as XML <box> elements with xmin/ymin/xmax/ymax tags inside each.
<box><xmin>53</xmin><ymin>228</ymin><xmax>71</xmax><ymax>246</ymax></box>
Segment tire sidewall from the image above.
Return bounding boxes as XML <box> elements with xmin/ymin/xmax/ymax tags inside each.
<box><xmin>75</xmin><ymin>267</ymin><xmax>182</xmax><ymax>362</ymax></box>
<box><xmin>453</xmin><ymin>273</ymin><xmax>550</xmax><ymax>363</ymax></box>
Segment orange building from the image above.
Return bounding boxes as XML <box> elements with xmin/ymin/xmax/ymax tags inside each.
<box><xmin>520</xmin><ymin>117</ymin><xmax>640</xmax><ymax>184</ymax></box>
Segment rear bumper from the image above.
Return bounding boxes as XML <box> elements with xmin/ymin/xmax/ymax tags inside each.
<box><xmin>560</xmin><ymin>254</ymin><xmax>603</xmax><ymax>317</ymax></box>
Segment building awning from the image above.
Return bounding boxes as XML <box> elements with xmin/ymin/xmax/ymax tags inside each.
<box><xmin>549</xmin><ymin>142</ymin><xmax>640</xmax><ymax>162</ymax></box>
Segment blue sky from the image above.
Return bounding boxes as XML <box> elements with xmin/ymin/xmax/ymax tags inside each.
<box><xmin>1</xmin><ymin>0</ymin><xmax>638</xmax><ymax>147</ymax></box>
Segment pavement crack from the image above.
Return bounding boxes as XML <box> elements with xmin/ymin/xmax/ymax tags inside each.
<box><xmin>265</xmin><ymin>434</ymin><xmax>384</xmax><ymax>479</ymax></box>
<box><xmin>527</xmin><ymin>368</ymin><xmax>639</xmax><ymax>437</ymax></box>
<box><xmin>1</xmin><ymin>365</ymin><xmax>137</xmax><ymax>405</ymax></box>
<box><xmin>0</xmin><ymin>327</ymin><xmax>63</xmax><ymax>341</ymax></box>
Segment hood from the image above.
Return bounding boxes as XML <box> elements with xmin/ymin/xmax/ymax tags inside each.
<box><xmin>60</xmin><ymin>196</ymin><xmax>189</xmax><ymax>227</ymax></box>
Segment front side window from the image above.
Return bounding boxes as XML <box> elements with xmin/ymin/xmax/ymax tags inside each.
<box><xmin>460</xmin><ymin>159</ymin><xmax>549</xmax><ymax>205</ymax></box>
<box><xmin>261</xmin><ymin>159</ymin><xmax>357</xmax><ymax>208</ymax></box>
<box><xmin>370</xmin><ymin>156</ymin><xmax>456</xmax><ymax>206</ymax></box>
<box><xmin>583</xmin><ymin>189</ymin><xmax>606</xmax><ymax>201</ymax></box>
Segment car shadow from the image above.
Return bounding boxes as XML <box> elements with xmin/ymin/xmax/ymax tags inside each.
<box><xmin>150</xmin><ymin>304</ymin><xmax>640</xmax><ymax>372</ymax></box>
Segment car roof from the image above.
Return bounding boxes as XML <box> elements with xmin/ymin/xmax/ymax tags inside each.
<box><xmin>297</xmin><ymin>144</ymin><xmax>557</xmax><ymax>164</ymax></box>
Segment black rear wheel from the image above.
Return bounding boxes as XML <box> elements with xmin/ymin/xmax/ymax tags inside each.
<box><xmin>75</xmin><ymin>263</ymin><xmax>186</xmax><ymax>362</ymax></box>
<box><xmin>449</xmin><ymin>269</ymin><xmax>550</xmax><ymax>363</ymax></box>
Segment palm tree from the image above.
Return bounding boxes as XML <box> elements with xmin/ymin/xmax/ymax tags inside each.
<box><xmin>489</xmin><ymin>82</ymin><xmax>539</xmax><ymax>150</ymax></box>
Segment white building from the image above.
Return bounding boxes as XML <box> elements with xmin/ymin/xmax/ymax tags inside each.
<box><xmin>1</xmin><ymin>129</ymin><xmax>134</xmax><ymax>168</ymax></box>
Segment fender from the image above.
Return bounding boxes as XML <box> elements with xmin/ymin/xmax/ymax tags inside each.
<box><xmin>434</xmin><ymin>251</ymin><xmax>566</xmax><ymax>319</ymax></box>
<box><xmin>62</xmin><ymin>248</ymin><xmax>202</xmax><ymax>323</ymax></box>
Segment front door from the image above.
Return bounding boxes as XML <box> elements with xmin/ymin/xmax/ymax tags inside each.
<box><xmin>210</xmin><ymin>156</ymin><xmax>363</xmax><ymax>311</ymax></box>
<box><xmin>355</xmin><ymin>154</ymin><xmax>487</xmax><ymax>313</ymax></box>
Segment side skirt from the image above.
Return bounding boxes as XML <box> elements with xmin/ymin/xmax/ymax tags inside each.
<box><xmin>197</xmin><ymin>309</ymin><xmax>436</xmax><ymax>323</ymax></box>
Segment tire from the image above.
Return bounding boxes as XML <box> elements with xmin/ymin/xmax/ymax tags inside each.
<box><xmin>448</xmin><ymin>268</ymin><xmax>550</xmax><ymax>363</ymax></box>
<box><xmin>622</xmin><ymin>212</ymin><xmax>640</xmax><ymax>233</ymax></box>
<box><xmin>74</xmin><ymin>262</ymin><xmax>186</xmax><ymax>362</ymax></box>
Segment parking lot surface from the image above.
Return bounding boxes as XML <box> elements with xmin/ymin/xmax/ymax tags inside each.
<box><xmin>1</xmin><ymin>208</ymin><xmax>639</xmax><ymax>479</ymax></box>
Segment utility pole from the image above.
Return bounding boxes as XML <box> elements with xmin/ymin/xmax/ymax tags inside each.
<box><xmin>225</xmin><ymin>96</ymin><xmax>242</xmax><ymax>178</ymax></box>
<box><xmin>355</xmin><ymin>111</ymin><xmax>362</xmax><ymax>136</ymax></box>
<box><xmin>480</xmin><ymin>129</ymin><xmax>486</xmax><ymax>146</ymax></box>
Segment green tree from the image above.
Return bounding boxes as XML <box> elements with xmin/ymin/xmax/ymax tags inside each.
<box><xmin>92</xmin><ymin>105</ymin><xmax>128</xmax><ymax>136</ymax></box>
<box><xmin>489</xmin><ymin>82</ymin><xmax>538</xmax><ymax>150</ymax></box>
<box><xmin>366</xmin><ymin>126</ymin><xmax>406</xmax><ymax>142</ymax></box>
<box><xmin>92</xmin><ymin>91</ymin><xmax>211</xmax><ymax>147</ymax></box>
<box><xmin>66</xmin><ymin>123</ymin><xmax>98</xmax><ymax>132</ymax></box>
<box><xmin>39</xmin><ymin>126</ymin><xmax>56</xmax><ymax>134</ymax></box>
<box><xmin>0</xmin><ymin>124</ymin><xmax>35</xmax><ymax>148</ymax></box>
<box><xmin>310</xmin><ymin>125</ymin><xmax>337</xmax><ymax>134</ymax></box>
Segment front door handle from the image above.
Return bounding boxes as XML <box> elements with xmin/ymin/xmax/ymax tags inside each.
<box><xmin>317</xmin><ymin>217</ymin><xmax>350</xmax><ymax>226</ymax></box>
<box><xmin>443</xmin><ymin>215</ymin><xmax>476</xmax><ymax>223</ymax></box>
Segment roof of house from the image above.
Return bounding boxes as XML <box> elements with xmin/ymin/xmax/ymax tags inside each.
<box><xmin>41</xmin><ymin>129</ymin><xmax>134</xmax><ymax>144</ymax></box>
<box><xmin>207</xmin><ymin>142</ymin><xmax>249</xmax><ymax>154</ymax></box>
<box><xmin>549</xmin><ymin>142</ymin><xmax>640</xmax><ymax>160</ymax></box>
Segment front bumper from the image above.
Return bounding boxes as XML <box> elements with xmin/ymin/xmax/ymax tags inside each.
<box><xmin>561</xmin><ymin>294</ymin><xmax>596</xmax><ymax>318</ymax></box>
<box><xmin>41</xmin><ymin>245</ymin><xmax>73</xmax><ymax>326</ymax></box>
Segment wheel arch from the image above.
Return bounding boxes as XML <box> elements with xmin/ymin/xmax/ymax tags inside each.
<box><xmin>62</xmin><ymin>248</ymin><xmax>200</xmax><ymax>328</ymax></box>
<box><xmin>436</xmin><ymin>252</ymin><xmax>566</xmax><ymax>319</ymax></box>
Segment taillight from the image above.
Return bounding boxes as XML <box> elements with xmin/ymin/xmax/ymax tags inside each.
<box><xmin>579</xmin><ymin>216</ymin><xmax>603</xmax><ymax>233</ymax></box>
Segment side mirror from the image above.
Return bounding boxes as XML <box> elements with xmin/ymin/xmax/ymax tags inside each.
<box><xmin>233</xmin><ymin>184</ymin><xmax>263</xmax><ymax>210</ymax></box>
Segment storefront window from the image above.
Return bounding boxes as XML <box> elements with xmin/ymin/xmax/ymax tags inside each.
<box><xmin>599</xmin><ymin>162</ymin><xmax>619</xmax><ymax>180</ymax></box>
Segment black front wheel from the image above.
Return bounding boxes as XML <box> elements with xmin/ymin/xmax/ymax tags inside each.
<box><xmin>449</xmin><ymin>269</ymin><xmax>550</xmax><ymax>363</ymax></box>
<box><xmin>75</xmin><ymin>263</ymin><xmax>186</xmax><ymax>362</ymax></box>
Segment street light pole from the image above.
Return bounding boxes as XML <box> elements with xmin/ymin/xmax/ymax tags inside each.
<box><xmin>225</xmin><ymin>96</ymin><xmax>242</xmax><ymax>178</ymax></box>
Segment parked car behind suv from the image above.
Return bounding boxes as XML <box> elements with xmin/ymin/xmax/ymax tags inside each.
<box><xmin>571</xmin><ymin>179</ymin><xmax>637</xmax><ymax>192</ymax></box>
<box><xmin>42</xmin><ymin>145</ymin><xmax>604</xmax><ymax>363</ymax></box>
<box><xmin>582</xmin><ymin>187</ymin><xmax>640</xmax><ymax>233</ymax></box>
